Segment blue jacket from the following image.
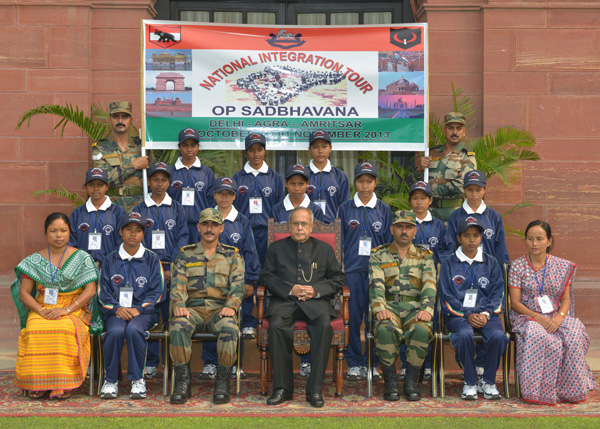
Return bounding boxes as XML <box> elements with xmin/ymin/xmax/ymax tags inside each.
<box><xmin>439</xmin><ymin>249</ymin><xmax>505</xmax><ymax>319</ymax></box>
<box><xmin>233</xmin><ymin>163</ymin><xmax>283</xmax><ymax>230</ymax></box>
<box><xmin>306</xmin><ymin>161</ymin><xmax>350</xmax><ymax>224</ymax></box>
<box><xmin>270</xmin><ymin>195</ymin><xmax>326</xmax><ymax>224</ymax></box>
<box><xmin>447</xmin><ymin>203</ymin><xmax>510</xmax><ymax>265</ymax></box>
<box><xmin>68</xmin><ymin>198</ymin><xmax>125</xmax><ymax>263</ymax></box>
<box><xmin>413</xmin><ymin>213</ymin><xmax>452</xmax><ymax>266</ymax></box>
<box><xmin>218</xmin><ymin>207</ymin><xmax>262</xmax><ymax>284</ymax></box>
<box><xmin>338</xmin><ymin>193</ymin><xmax>393</xmax><ymax>273</ymax></box>
<box><xmin>167</xmin><ymin>157</ymin><xmax>215</xmax><ymax>225</ymax></box>
<box><xmin>132</xmin><ymin>194</ymin><xmax>189</xmax><ymax>265</ymax></box>
<box><xmin>98</xmin><ymin>245</ymin><xmax>165</xmax><ymax>316</ymax></box>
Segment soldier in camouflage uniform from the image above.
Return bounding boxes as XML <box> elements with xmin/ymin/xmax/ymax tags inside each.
<box><xmin>413</xmin><ymin>112</ymin><xmax>476</xmax><ymax>222</ymax></box>
<box><xmin>369</xmin><ymin>210</ymin><xmax>436</xmax><ymax>401</ymax></box>
<box><xmin>92</xmin><ymin>101</ymin><xmax>153</xmax><ymax>212</ymax></box>
<box><xmin>168</xmin><ymin>208</ymin><xmax>244</xmax><ymax>405</ymax></box>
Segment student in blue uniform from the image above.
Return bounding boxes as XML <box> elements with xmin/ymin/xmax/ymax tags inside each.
<box><xmin>233</xmin><ymin>132</ymin><xmax>283</xmax><ymax>267</ymax></box>
<box><xmin>98</xmin><ymin>212</ymin><xmax>165</xmax><ymax>400</ymax></box>
<box><xmin>438</xmin><ymin>217</ymin><xmax>508</xmax><ymax>401</ymax></box>
<box><xmin>200</xmin><ymin>177</ymin><xmax>262</xmax><ymax>380</ymax></box>
<box><xmin>133</xmin><ymin>162</ymin><xmax>188</xmax><ymax>378</ymax></box>
<box><xmin>399</xmin><ymin>180</ymin><xmax>451</xmax><ymax>380</ymax></box>
<box><xmin>306</xmin><ymin>130</ymin><xmax>350</xmax><ymax>224</ymax></box>
<box><xmin>271</xmin><ymin>164</ymin><xmax>325</xmax><ymax>224</ymax></box>
<box><xmin>168</xmin><ymin>127</ymin><xmax>215</xmax><ymax>244</ymax></box>
<box><xmin>68</xmin><ymin>167</ymin><xmax>125</xmax><ymax>263</ymax></box>
<box><xmin>338</xmin><ymin>162</ymin><xmax>393</xmax><ymax>381</ymax></box>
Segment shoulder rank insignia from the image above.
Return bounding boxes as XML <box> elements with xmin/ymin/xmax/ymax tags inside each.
<box><xmin>467</xmin><ymin>151</ymin><xmax>476</xmax><ymax>156</ymax></box>
<box><xmin>380</xmin><ymin>262</ymin><xmax>398</xmax><ymax>269</ymax></box>
<box><xmin>186</xmin><ymin>262</ymin><xmax>204</xmax><ymax>268</ymax></box>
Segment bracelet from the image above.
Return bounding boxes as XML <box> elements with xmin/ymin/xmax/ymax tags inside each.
<box><xmin>531</xmin><ymin>313</ymin><xmax>538</xmax><ymax>319</ymax></box>
<box><xmin>38</xmin><ymin>307</ymin><xmax>47</xmax><ymax>313</ymax></box>
<box><xmin>559</xmin><ymin>311</ymin><xmax>566</xmax><ymax>317</ymax></box>
<box><xmin>74</xmin><ymin>300</ymin><xmax>81</xmax><ymax>308</ymax></box>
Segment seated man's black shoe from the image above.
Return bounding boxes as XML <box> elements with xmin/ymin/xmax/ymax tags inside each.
<box><xmin>267</xmin><ymin>388</ymin><xmax>293</xmax><ymax>405</ymax></box>
<box><xmin>306</xmin><ymin>392</ymin><xmax>324</xmax><ymax>408</ymax></box>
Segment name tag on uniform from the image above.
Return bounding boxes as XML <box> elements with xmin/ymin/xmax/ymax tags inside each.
<box><xmin>358</xmin><ymin>236</ymin><xmax>372</xmax><ymax>256</ymax></box>
<box><xmin>463</xmin><ymin>289</ymin><xmax>478</xmax><ymax>308</ymax></box>
<box><xmin>182</xmin><ymin>187</ymin><xmax>195</xmax><ymax>206</ymax></box>
<box><xmin>538</xmin><ymin>295</ymin><xmax>554</xmax><ymax>314</ymax></box>
<box><xmin>421</xmin><ymin>244</ymin><xmax>431</xmax><ymax>250</ymax></box>
<box><xmin>249</xmin><ymin>197</ymin><xmax>263</xmax><ymax>214</ymax></box>
<box><xmin>152</xmin><ymin>230</ymin><xmax>166</xmax><ymax>250</ymax></box>
<box><xmin>119</xmin><ymin>288</ymin><xmax>134</xmax><ymax>308</ymax></box>
<box><xmin>314</xmin><ymin>200</ymin><xmax>326</xmax><ymax>215</ymax></box>
<box><xmin>44</xmin><ymin>288</ymin><xmax>58</xmax><ymax>305</ymax></box>
<box><xmin>88</xmin><ymin>233</ymin><xmax>102</xmax><ymax>250</ymax></box>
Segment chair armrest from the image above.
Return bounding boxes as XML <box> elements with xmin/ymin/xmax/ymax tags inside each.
<box><xmin>257</xmin><ymin>285</ymin><xmax>266</xmax><ymax>322</ymax></box>
<box><xmin>341</xmin><ymin>286</ymin><xmax>350</xmax><ymax>321</ymax></box>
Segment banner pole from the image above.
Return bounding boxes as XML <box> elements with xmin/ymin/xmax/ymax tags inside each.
<box><xmin>140</xmin><ymin>19</ymin><xmax>148</xmax><ymax>200</ymax></box>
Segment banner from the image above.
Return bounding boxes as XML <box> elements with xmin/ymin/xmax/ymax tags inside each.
<box><xmin>142</xmin><ymin>21</ymin><xmax>428</xmax><ymax>151</ymax></box>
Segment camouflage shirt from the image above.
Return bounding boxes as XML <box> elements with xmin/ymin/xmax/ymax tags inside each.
<box><xmin>171</xmin><ymin>241</ymin><xmax>244</xmax><ymax>316</ymax></box>
<box><xmin>369</xmin><ymin>242</ymin><xmax>437</xmax><ymax>317</ymax></box>
<box><xmin>415</xmin><ymin>142</ymin><xmax>476</xmax><ymax>200</ymax></box>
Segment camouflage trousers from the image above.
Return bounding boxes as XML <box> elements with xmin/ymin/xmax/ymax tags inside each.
<box><xmin>373</xmin><ymin>309</ymin><xmax>432</xmax><ymax>368</ymax></box>
<box><xmin>112</xmin><ymin>195</ymin><xmax>144</xmax><ymax>214</ymax></box>
<box><xmin>169</xmin><ymin>307</ymin><xmax>239</xmax><ymax>367</ymax></box>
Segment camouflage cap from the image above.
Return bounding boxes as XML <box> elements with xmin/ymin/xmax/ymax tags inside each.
<box><xmin>444</xmin><ymin>111</ymin><xmax>465</xmax><ymax>126</ymax></box>
<box><xmin>392</xmin><ymin>210</ymin><xmax>417</xmax><ymax>226</ymax></box>
<box><xmin>198</xmin><ymin>207</ymin><xmax>223</xmax><ymax>225</ymax></box>
<box><xmin>109</xmin><ymin>100</ymin><xmax>132</xmax><ymax>116</ymax></box>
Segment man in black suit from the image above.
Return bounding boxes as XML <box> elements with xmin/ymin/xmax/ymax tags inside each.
<box><xmin>259</xmin><ymin>206</ymin><xmax>346</xmax><ymax>407</ymax></box>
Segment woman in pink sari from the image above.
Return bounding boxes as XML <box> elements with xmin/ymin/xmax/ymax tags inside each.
<box><xmin>508</xmin><ymin>220</ymin><xmax>596</xmax><ymax>405</ymax></box>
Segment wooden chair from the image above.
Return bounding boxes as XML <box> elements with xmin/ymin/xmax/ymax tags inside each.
<box><xmin>502</xmin><ymin>263</ymin><xmax>521</xmax><ymax>398</ymax></box>
<box><xmin>256</xmin><ymin>218</ymin><xmax>350</xmax><ymax>396</ymax></box>
<box><xmin>433</xmin><ymin>263</ymin><xmax>511</xmax><ymax>398</ymax></box>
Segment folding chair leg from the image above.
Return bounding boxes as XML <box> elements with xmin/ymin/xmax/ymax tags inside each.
<box><xmin>514</xmin><ymin>341</ymin><xmax>521</xmax><ymax>398</ymax></box>
<box><xmin>163</xmin><ymin>335</ymin><xmax>170</xmax><ymax>396</ymax></box>
<box><xmin>502</xmin><ymin>336</ymin><xmax>510</xmax><ymax>399</ymax></box>
<box><xmin>431</xmin><ymin>333</ymin><xmax>438</xmax><ymax>398</ymax></box>
<box><xmin>89</xmin><ymin>334</ymin><xmax>95</xmax><ymax>396</ymax></box>
<box><xmin>236</xmin><ymin>335</ymin><xmax>242</xmax><ymax>396</ymax></box>
<box><xmin>439</xmin><ymin>337</ymin><xmax>445</xmax><ymax>398</ymax></box>
<box><xmin>366</xmin><ymin>334</ymin><xmax>373</xmax><ymax>398</ymax></box>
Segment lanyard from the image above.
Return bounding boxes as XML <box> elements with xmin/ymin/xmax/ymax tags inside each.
<box><xmin>91</xmin><ymin>211</ymin><xmax>105</xmax><ymax>233</ymax></box>
<box><xmin>529</xmin><ymin>254</ymin><xmax>548</xmax><ymax>295</ymax></box>
<box><xmin>184</xmin><ymin>169</ymin><xmax>195</xmax><ymax>188</ymax></box>
<box><xmin>151</xmin><ymin>206</ymin><xmax>165</xmax><ymax>231</ymax></box>
<box><xmin>48</xmin><ymin>246</ymin><xmax>68</xmax><ymax>285</ymax></box>
<box><xmin>252</xmin><ymin>175</ymin><xmax>262</xmax><ymax>197</ymax></box>
<box><xmin>219</xmin><ymin>222</ymin><xmax>229</xmax><ymax>242</ymax></box>
<box><xmin>463</xmin><ymin>262</ymin><xmax>478</xmax><ymax>288</ymax></box>
<box><xmin>122</xmin><ymin>259</ymin><xmax>138</xmax><ymax>288</ymax></box>
<box><xmin>416</xmin><ymin>222</ymin><xmax>430</xmax><ymax>245</ymax></box>
<box><xmin>360</xmin><ymin>206</ymin><xmax>372</xmax><ymax>237</ymax></box>
<box><xmin>311</xmin><ymin>171</ymin><xmax>328</xmax><ymax>199</ymax></box>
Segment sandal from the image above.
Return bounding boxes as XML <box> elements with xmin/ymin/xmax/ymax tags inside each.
<box><xmin>29</xmin><ymin>391</ymin><xmax>47</xmax><ymax>399</ymax></box>
<box><xmin>55</xmin><ymin>392</ymin><xmax>72</xmax><ymax>400</ymax></box>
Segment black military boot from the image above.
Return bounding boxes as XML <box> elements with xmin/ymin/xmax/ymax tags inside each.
<box><xmin>213</xmin><ymin>364</ymin><xmax>232</xmax><ymax>404</ymax></box>
<box><xmin>170</xmin><ymin>363</ymin><xmax>192</xmax><ymax>404</ymax></box>
<box><xmin>380</xmin><ymin>363</ymin><xmax>400</xmax><ymax>401</ymax></box>
<box><xmin>403</xmin><ymin>363</ymin><xmax>422</xmax><ymax>401</ymax></box>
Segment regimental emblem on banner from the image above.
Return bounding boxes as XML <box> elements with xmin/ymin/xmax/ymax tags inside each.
<box><xmin>390</xmin><ymin>28</ymin><xmax>421</xmax><ymax>50</ymax></box>
<box><xmin>266</xmin><ymin>29</ymin><xmax>306</xmax><ymax>49</ymax></box>
<box><xmin>149</xmin><ymin>25</ymin><xmax>182</xmax><ymax>49</ymax></box>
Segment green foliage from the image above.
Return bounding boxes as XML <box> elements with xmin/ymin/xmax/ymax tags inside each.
<box><xmin>33</xmin><ymin>186</ymin><xmax>86</xmax><ymax>208</ymax></box>
<box><xmin>16</xmin><ymin>103</ymin><xmax>110</xmax><ymax>142</ymax></box>
<box><xmin>361</xmin><ymin>151</ymin><xmax>411</xmax><ymax>211</ymax></box>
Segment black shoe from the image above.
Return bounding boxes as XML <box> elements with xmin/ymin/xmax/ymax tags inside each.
<box><xmin>267</xmin><ymin>388</ymin><xmax>293</xmax><ymax>405</ymax></box>
<box><xmin>404</xmin><ymin>363</ymin><xmax>422</xmax><ymax>402</ymax></box>
<box><xmin>380</xmin><ymin>363</ymin><xmax>400</xmax><ymax>402</ymax></box>
<box><xmin>170</xmin><ymin>364</ymin><xmax>192</xmax><ymax>405</ymax></box>
<box><xmin>213</xmin><ymin>365</ymin><xmax>232</xmax><ymax>404</ymax></box>
<box><xmin>306</xmin><ymin>392</ymin><xmax>324</xmax><ymax>408</ymax></box>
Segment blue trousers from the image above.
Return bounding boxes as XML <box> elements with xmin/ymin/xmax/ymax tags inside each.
<box><xmin>145</xmin><ymin>299</ymin><xmax>169</xmax><ymax>367</ymax></box>
<box><xmin>446</xmin><ymin>315</ymin><xmax>508</xmax><ymax>386</ymax></box>
<box><xmin>345</xmin><ymin>271</ymin><xmax>378</xmax><ymax>368</ymax></box>
<box><xmin>253</xmin><ymin>226</ymin><xmax>268</xmax><ymax>267</ymax></box>
<box><xmin>103</xmin><ymin>312</ymin><xmax>159</xmax><ymax>383</ymax></box>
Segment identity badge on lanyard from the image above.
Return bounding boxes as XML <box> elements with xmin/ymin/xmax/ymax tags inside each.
<box><xmin>181</xmin><ymin>171</ymin><xmax>195</xmax><ymax>206</ymax></box>
<box><xmin>531</xmin><ymin>255</ymin><xmax>553</xmax><ymax>313</ymax></box>
<box><xmin>312</xmin><ymin>172</ymin><xmax>328</xmax><ymax>215</ymax></box>
<box><xmin>249</xmin><ymin>176</ymin><xmax>263</xmax><ymax>214</ymax></box>
<box><xmin>417</xmin><ymin>222</ymin><xmax>430</xmax><ymax>250</ymax></box>
<box><xmin>314</xmin><ymin>200</ymin><xmax>326</xmax><ymax>215</ymax></box>
<box><xmin>120</xmin><ymin>260</ymin><xmax>136</xmax><ymax>308</ymax></box>
<box><xmin>88</xmin><ymin>211</ymin><xmax>104</xmax><ymax>250</ymax></box>
<box><xmin>44</xmin><ymin>288</ymin><xmax>59</xmax><ymax>305</ymax></box>
<box><xmin>462</xmin><ymin>262</ymin><xmax>478</xmax><ymax>308</ymax></box>
<box><xmin>358</xmin><ymin>208</ymin><xmax>373</xmax><ymax>256</ymax></box>
<box><xmin>151</xmin><ymin>207</ymin><xmax>166</xmax><ymax>250</ymax></box>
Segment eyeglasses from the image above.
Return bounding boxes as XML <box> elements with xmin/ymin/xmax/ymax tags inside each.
<box><xmin>290</xmin><ymin>221</ymin><xmax>311</xmax><ymax>228</ymax></box>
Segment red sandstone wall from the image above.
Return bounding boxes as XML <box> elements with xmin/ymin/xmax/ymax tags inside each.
<box><xmin>0</xmin><ymin>1</ymin><xmax>155</xmax><ymax>274</ymax></box>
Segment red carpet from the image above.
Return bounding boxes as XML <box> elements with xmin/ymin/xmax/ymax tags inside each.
<box><xmin>1</xmin><ymin>371</ymin><xmax>598</xmax><ymax>417</ymax></box>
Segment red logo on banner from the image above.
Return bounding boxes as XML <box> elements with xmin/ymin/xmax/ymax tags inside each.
<box><xmin>390</xmin><ymin>28</ymin><xmax>421</xmax><ymax>50</ymax></box>
<box><xmin>149</xmin><ymin>25</ymin><xmax>182</xmax><ymax>49</ymax></box>
<box><xmin>266</xmin><ymin>29</ymin><xmax>306</xmax><ymax>50</ymax></box>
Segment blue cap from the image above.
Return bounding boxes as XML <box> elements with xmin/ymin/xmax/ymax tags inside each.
<box><xmin>457</xmin><ymin>216</ymin><xmax>485</xmax><ymax>234</ymax></box>
<box><xmin>463</xmin><ymin>170</ymin><xmax>486</xmax><ymax>188</ymax></box>
<box><xmin>148</xmin><ymin>162</ymin><xmax>171</xmax><ymax>178</ymax></box>
<box><xmin>354</xmin><ymin>162</ymin><xmax>377</xmax><ymax>179</ymax></box>
<box><xmin>409</xmin><ymin>181</ymin><xmax>433</xmax><ymax>197</ymax></box>
<box><xmin>85</xmin><ymin>167</ymin><xmax>108</xmax><ymax>185</ymax></box>
<box><xmin>214</xmin><ymin>177</ymin><xmax>237</xmax><ymax>194</ymax></box>
<box><xmin>309</xmin><ymin>129</ymin><xmax>332</xmax><ymax>145</ymax></box>
<box><xmin>285</xmin><ymin>163</ymin><xmax>309</xmax><ymax>180</ymax></box>
<box><xmin>245</xmin><ymin>132</ymin><xmax>266</xmax><ymax>150</ymax></box>
<box><xmin>122</xmin><ymin>212</ymin><xmax>147</xmax><ymax>230</ymax></box>
<box><xmin>178</xmin><ymin>127</ymin><xmax>200</xmax><ymax>145</ymax></box>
